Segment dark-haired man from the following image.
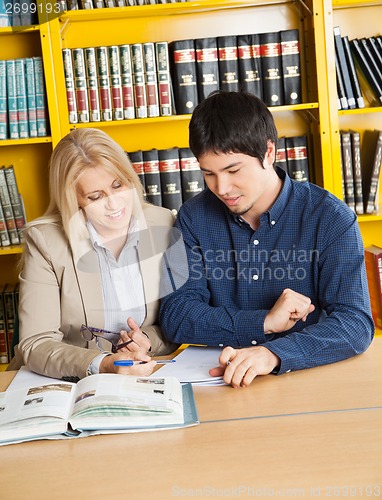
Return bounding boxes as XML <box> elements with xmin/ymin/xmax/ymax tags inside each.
<box><xmin>159</xmin><ymin>91</ymin><xmax>373</xmax><ymax>387</ymax></box>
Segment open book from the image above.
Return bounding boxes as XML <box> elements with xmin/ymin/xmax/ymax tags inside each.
<box><xmin>0</xmin><ymin>368</ymin><xmax>199</xmax><ymax>446</ymax></box>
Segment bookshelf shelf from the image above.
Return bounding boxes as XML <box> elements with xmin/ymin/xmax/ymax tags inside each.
<box><xmin>0</xmin><ymin>137</ymin><xmax>52</xmax><ymax>147</ymax></box>
<box><xmin>59</xmin><ymin>0</ymin><xmax>293</xmax><ymax>24</ymax></box>
<box><xmin>338</xmin><ymin>106</ymin><xmax>382</xmax><ymax>116</ymax></box>
<box><xmin>0</xmin><ymin>246</ymin><xmax>23</xmax><ymax>256</ymax></box>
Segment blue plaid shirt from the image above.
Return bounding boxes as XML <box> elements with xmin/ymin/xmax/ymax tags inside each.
<box><xmin>159</xmin><ymin>168</ymin><xmax>374</xmax><ymax>374</ymax></box>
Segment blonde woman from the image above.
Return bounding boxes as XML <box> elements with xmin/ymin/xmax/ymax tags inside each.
<box><xmin>10</xmin><ymin>128</ymin><xmax>185</xmax><ymax>380</ymax></box>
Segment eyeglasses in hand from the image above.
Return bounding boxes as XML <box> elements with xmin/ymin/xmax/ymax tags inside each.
<box><xmin>80</xmin><ymin>324</ymin><xmax>134</xmax><ymax>353</ymax></box>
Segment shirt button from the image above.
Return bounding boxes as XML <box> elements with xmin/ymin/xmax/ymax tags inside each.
<box><xmin>271</xmin><ymin>220</ymin><xmax>276</xmax><ymax>226</ymax></box>
<box><xmin>251</xmin><ymin>340</ymin><xmax>257</xmax><ymax>345</ymax></box>
<box><xmin>218</xmin><ymin>344</ymin><xmax>223</xmax><ymax>347</ymax></box>
<box><xmin>286</xmin><ymin>369</ymin><xmax>291</xmax><ymax>373</ymax></box>
<box><xmin>252</xmin><ymin>274</ymin><xmax>259</xmax><ymax>281</ymax></box>
<box><xmin>253</xmin><ymin>239</ymin><xmax>259</xmax><ymax>245</ymax></box>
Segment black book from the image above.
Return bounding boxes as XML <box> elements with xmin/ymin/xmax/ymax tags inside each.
<box><xmin>334</xmin><ymin>26</ymin><xmax>356</xmax><ymax>109</ymax></box>
<box><xmin>259</xmin><ymin>31</ymin><xmax>284</xmax><ymax>106</ymax></box>
<box><xmin>128</xmin><ymin>150</ymin><xmax>146</xmax><ymax>193</ymax></box>
<box><xmin>285</xmin><ymin>135</ymin><xmax>309</xmax><ymax>182</ymax></box>
<box><xmin>179</xmin><ymin>147</ymin><xmax>205</xmax><ymax>202</ymax></box>
<box><xmin>342</xmin><ymin>35</ymin><xmax>365</xmax><ymax>109</ymax></box>
<box><xmin>349</xmin><ymin>130</ymin><xmax>364</xmax><ymax>215</ymax></box>
<box><xmin>194</xmin><ymin>37</ymin><xmax>219</xmax><ymax>102</ymax></box>
<box><xmin>170</xmin><ymin>39</ymin><xmax>198</xmax><ymax>115</ymax></box>
<box><xmin>350</xmin><ymin>38</ymin><xmax>382</xmax><ymax>106</ymax></box>
<box><xmin>142</xmin><ymin>149</ymin><xmax>162</xmax><ymax>207</ymax></box>
<box><xmin>237</xmin><ymin>33</ymin><xmax>263</xmax><ymax>99</ymax></box>
<box><xmin>217</xmin><ymin>35</ymin><xmax>239</xmax><ymax>92</ymax></box>
<box><xmin>367</xmin><ymin>37</ymin><xmax>382</xmax><ymax>78</ymax></box>
<box><xmin>361</xmin><ymin>129</ymin><xmax>382</xmax><ymax>214</ymax></box>
<box><xmin>335</xmin><ymin>51</ymin><xmax>348</xmax><ymax>110</ymax></box>
<box><xmin>159</xmin><ymin>148</ymin><xmax>182</xmax><ymax>215</ymax></box>
<box><xmin>280</xmin><ymin>29</ymin><xmax>302</xmax><ymax>105</ymax></box>
<box><xmin>359</xmin><ymin>37</ymin><xmax>382</xmax><ymax>88</ymax></box>
<box><xmin>275</xmin><ymin>137</ymin><xmax>287</xmax><ymax>173</ymax></box>
<box><xmin>340</xmin><ymin>130</ymin><xmax>355</xmax><ymax>211</ymax></box>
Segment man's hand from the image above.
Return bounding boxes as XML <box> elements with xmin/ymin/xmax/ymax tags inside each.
<box><xmin>117</xmin><ymin>317</ymin><xmax>152</xmax><ymax>355</ymax></box>
<box><xmin>264</xmin><ymin>288</ymin><xmax>315</xmax><ymax>334</ymax></box>
<box><xmin>209</xmin><ymin>346</ymin><xmax>280</xmax><ymax>388</ymax></box>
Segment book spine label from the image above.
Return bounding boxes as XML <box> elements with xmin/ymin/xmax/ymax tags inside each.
<box><xmin>84</xmin><ymin>47</ymin><xmax>101</xmax><ymax>122</ymax></box>
<box><xmin>155</xmin><ymin>41</ymin><xmax>173</xmax><ymax>117</ymax></box>
<box><xmin>143</xmin><ymin>150</ymin><xmax>162</xmax><ymax>206</ymax></box>
<box><xmin>340</xmin><ymin>131</ymin><xmax>355</xmax><ymax>211</ymax></box>
<box><xmin>0</xmin><ymin>168</ymin><xmax>19</xmax><ymax>245</ymax></box>
<box><xmin>0</xmin><ymin>198</ymin><xmax>11</xmax><ymax>247</ymax></box>
<box><xmin>108</xmin><ymin>46</ymin><xmax>124</xmax><ymax>121</ymax></box>
<box><xmin>217</xmin><ymin>35</ymin><xmax>239</xmax><ymax>92</ymax></box>
<box><xmin>24</xmin><ymin>58</ymin><xmax>38</xmax><ymax>137</ymax></box>
<box><xmin>159</xmin><ymin>149</ymin><xmax>182</xmax><ymax>213</ymax></box>
<box><xmin>366</xmin><ymin>131</ymin><xmax>382</xmax><ymax>214</ymax></box>
<box><xmin>350</xmin><ymin>131</ymin><xmax>364</xmax><ymax>214</ymax></box>
<box><xmin>96</xmin><ymin>47</ymin><xmax>113</xmax><ymax>121</ymax></box>
<box><xmin>119</xmin><ymin>44</ymin><xmax>135</xmax><ymax>120</ymax></box>
<box><xmin>15</xmin><ymin>59</ymin><xmax>29</xmax><ymax>138</ymax></box>
<box><xmin>4</xmin><ymin>165</ymin><xmax>26</xmax><ymax>239</ymax></box>
<box><xmin>260</xmin><ymin>31</ymin><xmax>284</xmax><ymax>106</ymax></box>
<box><xmin>0</xmin><ymin>60</ymin><xmax>8</xmax><ymax>140</ymax></box>
<box><xmin>62</xmin><ymin>49</ymin><xmax>78</xmax><ymax>124</ymax></box>
<box><xmin>6</xmin><ymin>60</ymin><xmax>19</xmax><ymax>139</ymax></box>
<box><xmin>72</xmin><ymin>48</ymin><xmax>90</xmax><ymax>123</ymax></box>
<box><xmin>143</xmin><ymin>42</ymin><xmax>160</xmax><ymax>118</ymax></box>
<box><xmin>280</xmin><ymin>29</ymin><xmax>302</xmax><ymax>105</ymax></box>
<box><xmin>33</xmin><ymin>56</ymin><xmax>48</xmax><ymax>136</ymax></box>
<box><xmin>195</xmin><ymin>37</ymin><xmax>219</xmax><ymax>102</ymax></box>
<box><xmin>285</xmin><ymin>136</ymin><xmax>309</xmax><ymax>182</ymax></box>
<box><xmin>171</xmin><ymin>39</ymin><xmax>198</xmax><ymax>114</ymax></box>
<box><xmin>237</xmin><ymin>34</ymin><xmax>262</xmax><ymax>98</ymax></box>
<box><xmin>131</xmin><ymin>44</ymin><xmax>148</xmax><ymax>119</ymax></box>
<box><xmin>179</xmin><ymin>148</ymin><xmax>204</xmax><ymax>202</ymax></box>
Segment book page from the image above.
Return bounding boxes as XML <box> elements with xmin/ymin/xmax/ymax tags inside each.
<box><xmin>155</xmin><ymin>346</ymin><xmax>227</xmax><ymax>385</ymax></box>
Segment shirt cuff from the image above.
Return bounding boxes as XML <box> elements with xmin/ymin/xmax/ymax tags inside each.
<box><xmin>86</xmin><ymin>352</ymin><xmax>112</xmax><ymax>376</ymax></box>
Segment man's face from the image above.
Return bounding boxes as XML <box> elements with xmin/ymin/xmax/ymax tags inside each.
<box><xmin>199</xmin><ymin>144</ymin><xmax>278</xmax><ymax>227</ymax></box>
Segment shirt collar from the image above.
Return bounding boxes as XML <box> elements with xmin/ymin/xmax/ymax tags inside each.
<box><xmin>87</xmin><ymin>217</ymin><xmax>140</xmax><ymax>250</ymax></box>
<box><xmin>231</xmin><ymin>166</ymin><xmax>291</xmax><ymax>228</ymax></box>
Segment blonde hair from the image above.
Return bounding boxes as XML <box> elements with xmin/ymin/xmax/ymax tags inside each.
<box><xmin>28</xmin><ymin>128</ymin><xmax>145</xmax><ymax>240</ymax></box>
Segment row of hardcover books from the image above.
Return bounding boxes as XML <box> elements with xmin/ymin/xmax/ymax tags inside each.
<box><xmin>127</xmin><ymin>135</ymin><xmax>310</xmax><ymax>215</ymax></box>
<box><xmin>275</xmin><ymin>135</ymin><xmax>310</xmax><ymax>183</ymax></box>
<box><xmin>0</xmin><ymin>56</ymin><xmax>48</xmax><ymax>140</ymax></box>
<box><xmin>340</xmin><ymin>129</ymin><xmax>382</xmax><ymax>215</ymax></box>
<box><xmin>63</xmin><ymin>43</ymin><xmax>173</xmax><ymax>123</ymax></box>
<box><xmin>62</xmin><ymin>28</ymin><xmax>302</xmax><ymax>124</ymax></box>
<box><xmin>0</xmin><ymin>282</ymin><xmax>18</xmax><ymax>364</ymax></box>
<box><xmin>127</xmin><ymin>147</ymin><xmax>205</xmax><ymax>214</ymax></box>
<box><xmin>72</xmin><ymin>0</ymin><xmax>192</xmax><ymax>8</ymax></box>
<box><xmin>334</xmin><ymin>26</ymin><xmax>382</xmax><ymax>109</ymax></box>
<box><xmin>0</xmin><ymin>165</ymin><xmax>26</xmax><ymax>247</ymax></box>
<box><xmin>171</xmin><ymin>29</ymin><xmax>301</xmax><ymax>113</ymax></box>
<box><xmin>364</xmin><ymin>245</ymin><xmax>382</xmax><ymax>330</ymax></box>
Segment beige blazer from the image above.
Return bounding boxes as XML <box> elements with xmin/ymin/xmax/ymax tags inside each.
<box><xmin>11</xmin><ymin>204</ymin><xmax>186</xmax><ymax>379</ymax></box>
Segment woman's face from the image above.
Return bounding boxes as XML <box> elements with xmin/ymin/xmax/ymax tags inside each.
<box><xmin>76</xmin><ymin>166</ymin><xmax>133</xmax><ymax>239</ymax></box>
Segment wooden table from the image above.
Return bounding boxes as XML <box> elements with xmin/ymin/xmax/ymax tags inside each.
<box><xmin>0</xmin><ymin>339</ymin><xmax>381</xmax><ymax>500</ymax></box>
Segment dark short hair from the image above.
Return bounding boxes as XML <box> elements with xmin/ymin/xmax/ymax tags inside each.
<box><xmin>189</xmin><ymin>91</ymin><xmax>278</xmax><ymax>163</ymax></box>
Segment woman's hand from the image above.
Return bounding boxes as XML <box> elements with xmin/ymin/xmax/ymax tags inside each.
<box><xmin>117</xmin><ymin>317</ymin><xmax>152</xmax><ymax>356</ymax></box>
<box><xmin>99</xmin><ymin>350</ymin><xmax>156</xmax><ymax>376</ymax></box>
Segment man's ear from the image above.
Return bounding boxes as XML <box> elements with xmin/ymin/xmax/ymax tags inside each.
<box><xmin>265</xmin><ymin>140</ymin><xmax>276</xmax><ymax>166</ymax></box>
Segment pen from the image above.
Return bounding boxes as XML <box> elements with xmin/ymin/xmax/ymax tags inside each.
<box><xmin>114</xmin><ymin>359</ymin><xmax>176</xmax><ymax>366</ymax></box>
